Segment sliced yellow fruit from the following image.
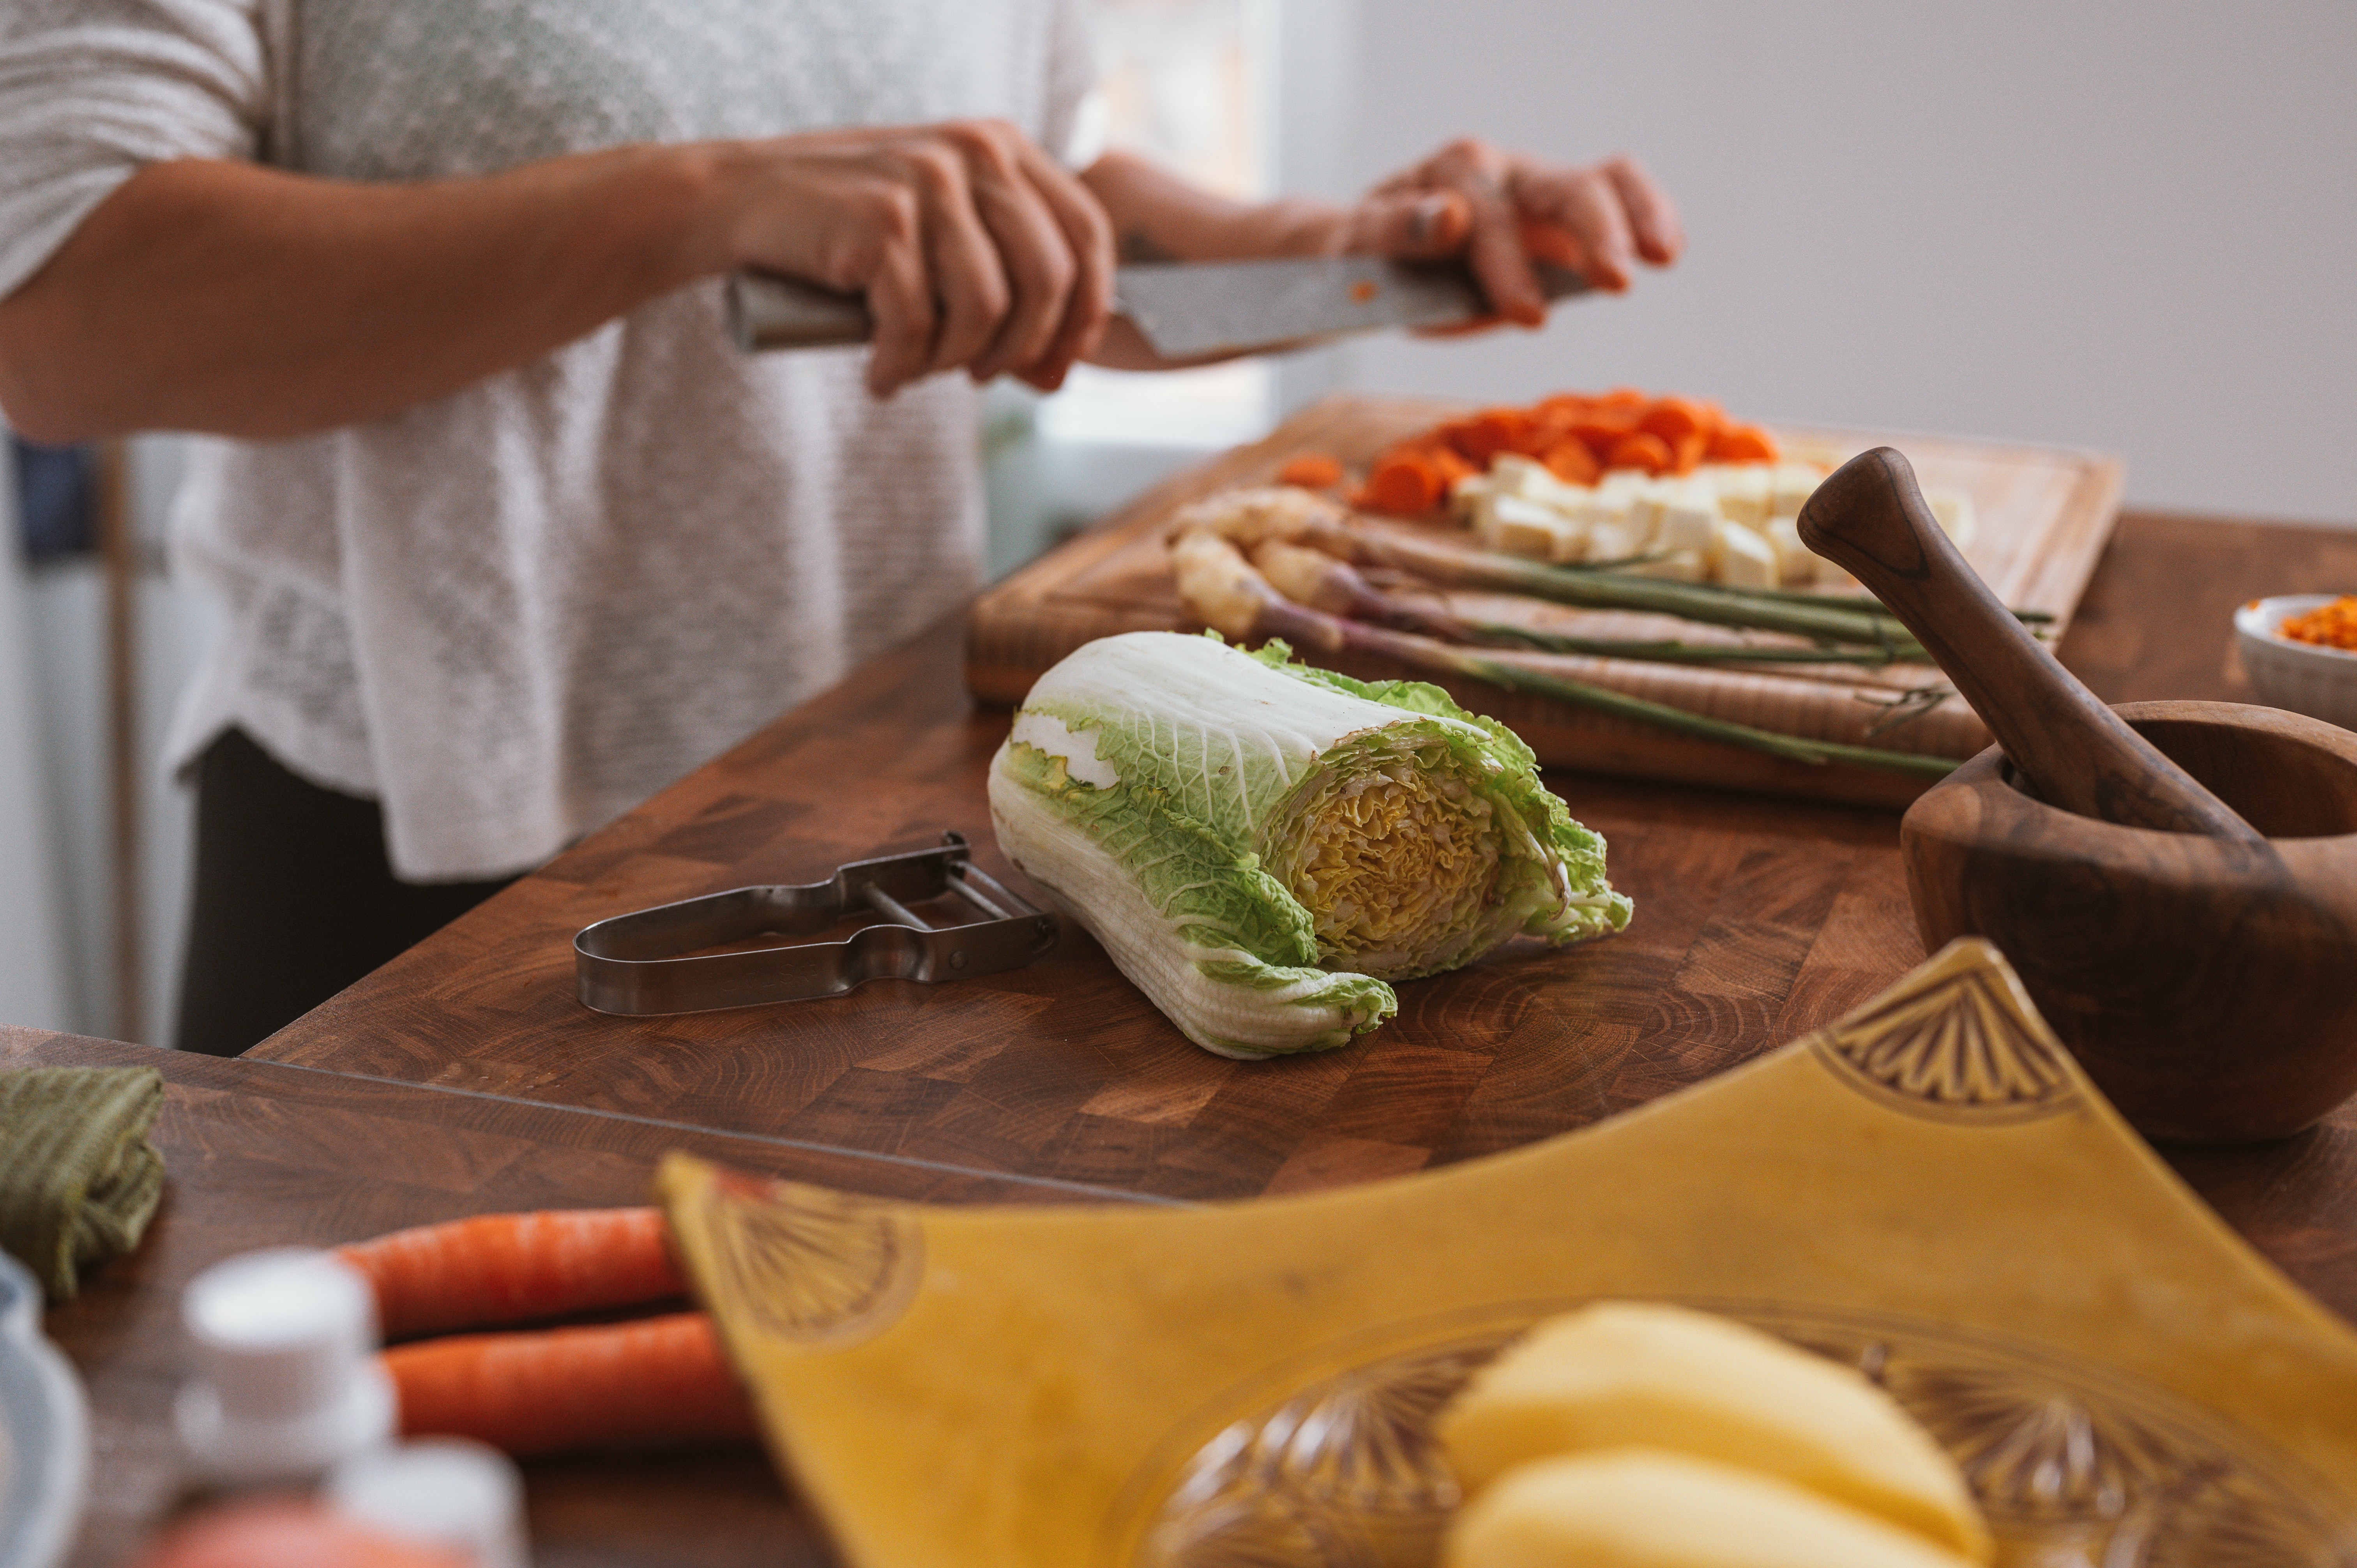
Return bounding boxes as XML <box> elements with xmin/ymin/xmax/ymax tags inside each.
<box><xmin>1436</xmin><ymin>1302</ymin><xmax>1991</xmax><ymax>1563</ymax></box>
<box><xmin>1444</xmin><ymin>1449</ymin><xmax>1982</xmax><ymax>1568</ymax></box>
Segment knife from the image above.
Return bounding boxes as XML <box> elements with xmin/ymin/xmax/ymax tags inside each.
<box><xmin>726</xmin><ymin>255</ymin><xmax>1592</xmax><ymax>358</ymax></box>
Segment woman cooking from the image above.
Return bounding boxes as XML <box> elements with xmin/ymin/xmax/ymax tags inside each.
<box><xmin>0</xmin><ymin>0</ymin><xmax>1682</xmax><ymax>1056</ymax></box>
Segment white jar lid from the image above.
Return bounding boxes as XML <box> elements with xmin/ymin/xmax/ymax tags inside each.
<box><xmin>173</xmin><ymin>1248</ymin><xmax>394</xmax><ymax>1486</ymax></box>
<box><xmin>329</xmin><ymin>1438</ymin><xmax>529</xmax><ymax>1568</ymax></box>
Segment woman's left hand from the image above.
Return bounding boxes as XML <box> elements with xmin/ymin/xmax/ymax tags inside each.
<box><xmin>1338</xmin><ymin>140</ymin><xmax>1684</xmax><ymax>326</ymax></box>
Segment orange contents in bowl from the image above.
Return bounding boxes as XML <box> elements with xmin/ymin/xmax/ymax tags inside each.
<box><xmin>2279</xmin><ymin>596</ymin><xmax>2357</xmax><ymax>651</ymax></box>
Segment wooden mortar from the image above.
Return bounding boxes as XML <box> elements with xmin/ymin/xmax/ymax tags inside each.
<box><xmin>1901</xmin><ymin>702</ymin><xmax>2357</xmax><ymax>1142</ymax></box>
<box><xmin>1798</xmin><ymin>448</ymin><xmax>2357</xmax><ymax>1143</ymax></box>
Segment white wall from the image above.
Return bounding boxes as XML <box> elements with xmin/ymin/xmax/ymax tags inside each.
<box><xmin>14</xmin><ymin>437</ymin><xmax>208</xmax><ymax>1044</ymax></box>
<box><xmin>1340</xmin><ymin>0</ymin><xmax>2357</xmax><ymax>525</ymax></box>
<box><xmin>0</xmin><ymin>445</ymin><xmax>71</xmax><ymax>1031</ymax></box>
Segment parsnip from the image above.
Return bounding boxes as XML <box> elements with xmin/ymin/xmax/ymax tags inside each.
<box><xmin>1444</xmin><ymin>1450</ymin><xmax>1982</xmax><ymax>1568</ymax></box>
<box><xmin>1436</xmin><ymin>1302</ymin><xmax>1991</xmax><ymax>1563</ymax></box>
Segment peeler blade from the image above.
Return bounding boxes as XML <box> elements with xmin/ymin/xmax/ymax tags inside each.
<box><xmin>573</xmin><ymin>832</ymin><xmax>1058</xmax><ymax>1016</ymax></box>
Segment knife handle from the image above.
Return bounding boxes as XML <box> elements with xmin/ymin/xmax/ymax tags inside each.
<box><xmin>727</xmin><ymin>272</ymin><xmax>874</xmax><ymax>351</ymax></box>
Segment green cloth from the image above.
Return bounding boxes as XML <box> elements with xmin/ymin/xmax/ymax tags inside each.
<box><xmin>0</xmin><ymin>1067</ymin><xmax>165</xmax><ymax>1301</ymax></box>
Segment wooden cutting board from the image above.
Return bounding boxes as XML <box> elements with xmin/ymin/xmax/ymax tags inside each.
<box><xmin>967</xmin><ymin>394</ymin><xmax>2124</xmax><ymax>809</ymax></box>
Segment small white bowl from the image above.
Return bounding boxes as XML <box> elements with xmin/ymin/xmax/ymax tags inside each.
<box><xmin>2234</xmin><ymin>593</ymin><xmax>2357</xmax><ymax>731</ymax></box>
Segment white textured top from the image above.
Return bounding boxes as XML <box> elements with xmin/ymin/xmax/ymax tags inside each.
<box><xmin>0</xmin><ymin>0</ymin><xmax>1092</xmax><ymax>878</ymax></box>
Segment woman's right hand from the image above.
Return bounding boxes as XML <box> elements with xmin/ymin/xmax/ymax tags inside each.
<box><xmin>701</xmin><ymin>120</ymin><xmax>1117</xmax><ymax>397</ymax></box>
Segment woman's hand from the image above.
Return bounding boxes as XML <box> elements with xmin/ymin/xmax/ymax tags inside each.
<box><xmin>1339</xmin><ymin>141</ymin><xmax>1684</xmax><ymax>326</ymax></box>
<box><xmin>707</xmin><ymin>120</ymin><xmax>1116</xmax><ymax>396</ymax></box>
<box><xmin>0</xmin><ymin>118</ymin><xmax>1117</xmax><ymax>442</ymax></box>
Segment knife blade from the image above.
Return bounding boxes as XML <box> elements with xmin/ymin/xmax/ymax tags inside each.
<box><xmin>726</xmin><ymin>256</ymin><xmax>1592</xmax><ymax>357</ymax></box>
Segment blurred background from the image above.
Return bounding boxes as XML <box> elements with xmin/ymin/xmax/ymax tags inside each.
<box><xmin>4</xmin><ymin>0</ymin><xmax>2351</xmax><ymax>1043</ymax></box>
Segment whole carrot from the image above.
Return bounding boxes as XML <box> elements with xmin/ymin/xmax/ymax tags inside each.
<box><xmin>384</xmin><ymin>1311</ymin><xmax>758</xmax><ymax>1457</ymax></box>
<box><xmin>337</xmin><ymin>1207</ymin><xmax>686</xmax><ymax>1340</ymax></box>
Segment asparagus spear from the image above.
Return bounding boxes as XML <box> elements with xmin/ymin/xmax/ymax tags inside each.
<box><xmin>1173</xmin><ymin>531</ymin><xmax>1958</xmax><ymax>779</ymax></box>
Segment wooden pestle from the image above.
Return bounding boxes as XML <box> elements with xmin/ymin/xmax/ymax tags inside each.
<box><xmin>1797</xmin><ymin>448</ymin><xmax>2265</xmax><ymax>843</ymax></box>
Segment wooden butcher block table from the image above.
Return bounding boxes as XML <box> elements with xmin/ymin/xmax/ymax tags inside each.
<box><xmin>9</xmin><ymin>1027</ymin><xmax>1156</xmax><ymax>1568</ymax></box>
<box><xmin>236</xmin><ymin>499</ymin><xmax>2357</xmax><ymax>1267</ymax></box>
<box><xmin>26</xmin><ymin>497</ymin><xmax>2357</xmax><ymax>1568</ymax></box>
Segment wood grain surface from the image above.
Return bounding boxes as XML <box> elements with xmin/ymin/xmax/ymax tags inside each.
<box><xmin>22</xmin><ymin>507</ymin><xmax>2357</xmax><ymax>1568</ymax></box>
<box><xmin>1901</xmin><ymin>700</ymin><xmax>2357</xmax><ymax>1143</ymax></box>
<box><xmin>965</xmin><ymin>395</ymin><xmax>2126</xmax><ymax>808</ymax></box>
<box><xmin>243</xmin><ymin>509</ymin><xmax>2357</xmax><ymax>1199</ymax></box>
<box><xmin>7</xmin><ymin>1027</ymin><xmax>1163</xmax><ymax>1568</ymax></box>
<box><xmin>247</xmin><ymin>610</ymin><xmax>1928</xmax><ymax>1202</ymax></box>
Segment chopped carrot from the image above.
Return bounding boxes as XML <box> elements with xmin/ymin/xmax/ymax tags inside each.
<box><xmin>1454</xmin><ymin>408</ymin><xmax>1537</xmax><ymax>462</ymax></box>
<box><xmin>337</xmin><ymin>1208</ymin><xmax>685</xmax><ymax>1342</ymax></box>
<box><xmin>1708</xmin><ymin>424</ymin><xmax>1781</xmax><ymax>464</ymax></box>
<box><xmin>1638</xmin><ymin>396</ymin><xmax>1714</xmax><ymax>446</ymax></box>
<box><xmin>1428</xmin><ymin>446</ymin><xmax>1479</xmax><ymax>486</ymax></box>
<box><xmin>127</xmin><ymin>1501</ymin><xmax>465</xmax><ymax>1568</ymax></box>
<box><xmin>1541</xmin><ymin>441</ymin><xmax>1601</xmax><ymax>486</ymax></box>
<box><xmin>1364</xmin><ymin>452</ymin><xmax>1447</xmax><ymax>515</ymax></box>
<box><xmin>1276</xmin><ymin>453</ymin><xmax>1345</xmax><ymax>490</ymax></box>
<box><xmin>1565</xmin><ymin>406</ymin><xmax>1643</xmax><ymax>448</ymax></box>
<box><xmin>1605</xmin><ymin>431</ymin><xmax>1674</xmax><ymax>474</ymax></box>
<box><xmin>384</xmin><ymin>1311</ymin><xmax>759</xmax><ymax>1457</ymax></box>
<box><xmin>1347</xmin><ymin>390</ymin><xmax>1785</xmax><ymax>496</ymax></box>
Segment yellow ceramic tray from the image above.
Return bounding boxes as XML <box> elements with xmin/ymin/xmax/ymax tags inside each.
<box><xmin>658</xmin><ymin>941</ymin><xmax>2357</xmax><ymax>1568</ymax></box>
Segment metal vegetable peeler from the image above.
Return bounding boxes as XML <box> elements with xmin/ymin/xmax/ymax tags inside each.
<box><xmin>574</xmin><ymin>832</ymin><xmax>1058</xmax><ymax>1015</ymax></box>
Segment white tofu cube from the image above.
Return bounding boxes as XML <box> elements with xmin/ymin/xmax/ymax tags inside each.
<box><xmin>1546</xmin><ymin>514</ymin><xmax>1603</xmax><ymax>563</ymax></box>
<box><xmin>1622</xmin><ymin>548</ymin><xmax>1707</xmax><ymax>582</ymax></box>
<box><xmin>1710</xmin><ymin>517</ymin><xmax>1779</xmax><ymax>589</ymax></box>
<box><xmin>1623</xmin><ymin>479</ymin><xmax>1683</xmax><ymax>547</ymax></box>
<box><xmin>1770</xmin><ymin>463</ymin><xmax>1825</xmax><ymax>518</ymax></box>
<box><xmin>1487</xmin><ymin>493</ymin><xmax>1578</xmax><ymax>560</ymax></box>
<box><xmin>1656</xmin><ymin>484</ymin><xmax>1721</xmax><ymax>555</ymax></box>
<box><xmin>1709</xmin><ymin>464</ymin><xmax>1772</xmax><ymax>530</ymax></box>
<box><xmin>1463</xmin><ymin>481</ymin><xmax>1505</xmax><ymax>544</ymax></box>
<box><xmin>1584</xmin><ymin>519</ymin><xmax>1639</xmax><ymax>563</ymax></box>
<box><xmin>1487</xmin><ymin>454</ymin><xmax>1548</xmax><ymax>497</ymax></box>
<box><xmin>1571</xmin><ymin>489</ymin><xmax>1634</xmax><ymax>531</ymax></box>
<box><xmin>1765</xmin><ymin>517</ymin><xmax>1822</xmax><ymax>585</ymax></box>
<box><xmin>1451</xmin><ymin>472</ymin><xmax>1491</xmax><ymax>519</ymax></box>
<box><xmin>1923</xmin><ymin>486</ymin><xmax>1978</xmax><ymax>551</ymax></box>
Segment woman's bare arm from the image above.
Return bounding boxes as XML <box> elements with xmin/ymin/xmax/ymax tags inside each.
<box><xmin>0</xmin><ymin>149</ymin><xmax>721</xmax><ymax>442</ymax></box>
<box><xmin>0</xmin><ymin>119</ymin><xmax>1114</xmax><ymax>442</ymax></box>
<box><xmin>1078</xmin><ymin>143</ymin><xmax>1683</xmax><ymax>370</ymax></box>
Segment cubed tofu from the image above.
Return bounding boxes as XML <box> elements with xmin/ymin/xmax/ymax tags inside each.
<box><xmin>1622</xmin><ymin>479</ymin><xmax>1674</xmax><ymax>547</ymax></box>
<box><xmin>1770</xmin><ymin>463</ymin><xmax>1825</xmax><ymax>518</ymax></box>
<box><xmin>1711</xmin><ymin>517</ymin><xmax>1779</xmax><ymax>589</ymax></box>
<box><xmin>1766</xmin><ymin>516</ymin><xmax>1822</xmax><ymax>585</ymax></box>
<box><xmin>1656</xmin><ymin>484</ymin><xmax>1721</xmax><ymax>555</ymax></box>
<box><xmin>1487</xmin><ymin>493</ymin><xmax>1580</xmax><ymax>560</ymax></box>
<box><xmin>1452</xmin><ymin>472</ymin><xmax>1494</xmax><ymax>528</ymax></box>
<box><xmin>1584</xmin><ymin>519</ymin><xmax>1639</xmax><ymax>563</ymax></box>
<box><xmin>1709</xmin><ymin>464</ymin><xmax>1773</xmax><ymax>530</ymax></box>
<box><xmin>1572</xmin><ymin>489</ymin><xmax>1635</xmax><ymax>532</ymax></box>
<box><xmin>1546</xmin><ymin>514</ymin><xmax>1603</xmax><ymax>563</ymax></box>
<box><xmin>1922</xmin><ymin>487</ymin><xmax>1978</xmax><ymax>551</ymax></box>
<box><xmin>1623</xmin><ymin>549</ymin><xmax>1707</xmax><ymax>582</ymax></box>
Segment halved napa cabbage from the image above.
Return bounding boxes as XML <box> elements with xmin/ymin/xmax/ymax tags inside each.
<box><xmin>988</xmin><ymin>631</ymin><xmax>1629</xmax><ymax>1058</ymax></box>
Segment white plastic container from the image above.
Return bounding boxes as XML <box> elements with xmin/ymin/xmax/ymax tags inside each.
<box><xmin>173</xmin><ymin>1248</ymin><xmax>395</xmax><ymax>1488</ymax></box>
<box><xmin>329</xmin><ymin>1439</ymin><xmax>529</xmax><ymax>1568</ymax></box>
